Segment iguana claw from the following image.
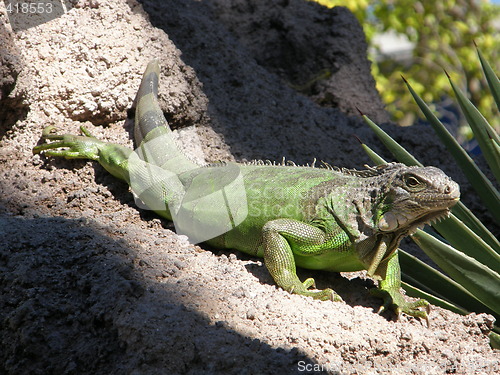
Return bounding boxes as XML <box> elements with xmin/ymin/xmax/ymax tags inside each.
<box><xmin>371</xmin><ymin>287</ymin><xmax>430</xmax><ymax>326</ymax></box>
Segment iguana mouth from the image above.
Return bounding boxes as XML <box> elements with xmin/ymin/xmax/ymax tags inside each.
<box><xmin>408</xmin><ymin>192</ymin><xmax>459</xmax><ymax>228</ymax></box>
<box><xmin>412</xmin><ymin>207</ymin><xmax>453</xmax><ymax>231</ymax></box>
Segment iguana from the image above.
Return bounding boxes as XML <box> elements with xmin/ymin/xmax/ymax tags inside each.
<box><xmin>33</xmin><ymin>60</ymin><xmax>460</xmax><ymax>322</ymax></box>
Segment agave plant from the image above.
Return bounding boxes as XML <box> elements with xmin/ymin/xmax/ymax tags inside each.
<box><xmin>361</xmin><ymin>47</ymin><xmax>500</xmax><ymax>348</ymax></box>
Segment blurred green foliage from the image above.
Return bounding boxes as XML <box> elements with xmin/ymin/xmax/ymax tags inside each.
<box><xmin>314</xmin><ymin>0</ymin><xmax>500</xmax><ymax>136</ymax></box>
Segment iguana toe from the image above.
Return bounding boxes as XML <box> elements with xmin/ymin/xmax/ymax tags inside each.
<box><xmin>371</xmin><ymin>287</ymin><xmax>429</xmax><ymax>324</ymax></box>
<box><xmin>302</xmin><ymin>287</ymin><xmax>342</xmax><ymax>302</ymax></box>
<box><xmin>288</xmin><ymin>279</ymin><xmax>342</xmax><ymax>302</ymax></box>
<box><xmin>302</xmin><ymin>277</ymin><xmax>316</xmax><ymax>289</ymax></box>
<box><xmin>310</xmin><ymin>287</ymin><xmax>342</xmax><ymax>301</ymax></box>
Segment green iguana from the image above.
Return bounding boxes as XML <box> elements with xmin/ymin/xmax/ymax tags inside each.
<box><xmin>33</xmin><ymin>60</ymin><xmax>460</xmax><ymax>322</ymax></box>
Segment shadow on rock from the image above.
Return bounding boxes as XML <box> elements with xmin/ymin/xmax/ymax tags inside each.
<box><xmin>0</xmin><ymin>214</ymin><xmax>328</xmax><ymax>374</ymax></box>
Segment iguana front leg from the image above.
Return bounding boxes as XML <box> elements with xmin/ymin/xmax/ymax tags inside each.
<box><xmin>261</xmin><ymin>218</ymin><xmax>343</xmax><ymax>301</ymax></box>
<box><xmin>371</xmin><ymin>250</ymin><xmax>430</xmax><ymax>323</ymax></box>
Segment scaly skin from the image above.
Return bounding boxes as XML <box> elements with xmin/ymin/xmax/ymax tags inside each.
<box><xmin>33</xmin><ymin>60</ymin><xmax>460</xmax><ymax>322</ymax></box>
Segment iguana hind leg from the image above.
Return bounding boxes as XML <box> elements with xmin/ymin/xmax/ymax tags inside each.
<box><xmin>262</xmin><ymin>218</ymin><xmax>342</xmax><ymax>301</ymax></box>
<box><xmin>33</xmin><ymin>125</ymin><xmax>185</xmax><ymax>221</ymax></box>
<box><xmin>33</xmin><ymin>126</ymin><xmax>133</xmax><ymax>182</ymax></box>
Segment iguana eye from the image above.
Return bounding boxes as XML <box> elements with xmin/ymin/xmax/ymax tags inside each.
<box><xmin>405</xmin><ymin>175</ymin><xmax>422</xmax><ymax>188</ymax></box>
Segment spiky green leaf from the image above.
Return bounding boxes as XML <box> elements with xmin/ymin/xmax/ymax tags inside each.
<box><xmin>432</xmin><ymin>215</ymin><xmax>500</xmax><ymax>271</ymax></box>
<box><xmin>448</xmin><ymin>74</ymin><xmax>500</xmax><ymax>184</ymax></box>
<box><xmin>399</xmin><ymin>250</ymin><xmax>493</xmax><ymax>315</ymax></box>
<box><xmin>362</xmin><ymin>115</ymin><xmax>420</xmax><ymax>166</ymax></box>
<box><xmin>359</xmin><ymin>142</ymin><xmax>387</xmax><ymax>165</ymax></box>
<box><xmin>412</xmin><ymin>229</ymin><xmax>500</xmax><ymax>315</ymax></box>
<box><xmin>450</xmin><ymin>202</ymin><xmax>500</xmax><ymax>253</ymax></box>
<box><xmin>476</xmin><ymin>46</ymin><xmax>500</xmax><ymax>113</ymax></box>
<box><xmin>490</xmin><ymin>331</ymin><xmax>500</xmax><ymax>350</ymax></box>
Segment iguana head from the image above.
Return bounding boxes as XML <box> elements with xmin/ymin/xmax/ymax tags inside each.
<box><xmin>376</xmin><ymin>164</ymin><xmax>460</xmax><ymax>234</ymax></box>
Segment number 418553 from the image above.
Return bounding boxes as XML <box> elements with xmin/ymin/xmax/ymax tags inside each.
<box><xmin>6</xmin><ymin>2</ymin><xmax>53</xmax><ymax>14</ymax></box>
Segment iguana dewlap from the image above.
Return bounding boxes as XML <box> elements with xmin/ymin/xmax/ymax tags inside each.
<box><xmin>33</xmin><ymin>60</ymin><xmax>460</xmax><ymax>322</ymax></box>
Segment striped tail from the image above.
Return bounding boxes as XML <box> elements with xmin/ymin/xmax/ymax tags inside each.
<box><xmin>133</xmin><ymin>60</ymin><xmax>200</xmax><ymax>175</ymax></box>
<box><xmin>131</xmin><ymin>61</ymin><xmax>248</xmax><ymax>243</ymax></box>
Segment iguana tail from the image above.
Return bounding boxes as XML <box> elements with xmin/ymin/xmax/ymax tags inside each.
<box><xmin>133</xmin><ymin>61</ymin><xmax>251</xmax><ymax>242</ymax></box>
<box><xmin>133</xmin><ymin>60</ymin><xmax>200</xmax><ymax>175</ymax></box>
<box><xmin>134</xmin><ymin>60</ymin><xmax>163</xmax><ymax>145</ymax></box>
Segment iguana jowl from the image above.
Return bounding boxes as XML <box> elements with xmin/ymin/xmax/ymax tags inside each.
<box><xmin>33</xmin><ymin>61</ymin><xmax>460</xmax><ymax>322</ymax></box>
